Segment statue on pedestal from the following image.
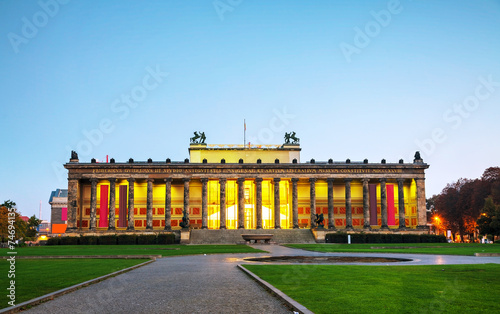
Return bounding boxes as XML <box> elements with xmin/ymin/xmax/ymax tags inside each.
<box><xmin>315</xmin><ymin>213</ymin><xmax>325</xmax><ymax>229</ymax></box>
<box><xmin>284</xmin><ymin>132</ymin><xmax>300</xmax><ymax>144</ymax></box>
<box><xmin>179</xmin><ymin>209</ymin><xmax>190</xmax><ymax>229</ymax></box>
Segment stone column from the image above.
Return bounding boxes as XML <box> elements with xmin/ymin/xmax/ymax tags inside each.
<box><xmin>274</xmin><ymin>178</ymin><xmax>281</xmax><ymax>229</ymax></box>
<box><xmin>66</xmin><ymin>179</ymin><xmax>79</xmax><ymax>231</ymax></box>
<box><xmin>127</xmin><ymin>178</ymin><xmax>135</xmax><ymax>230</ymax></box>
<box><xmin>415</xmin><ymin>178</ymin><xmax>428</xmax><ymax>229</ymax></box>
<box><xmin>201</xmin><ymin>178</ymin><xmax>208</xmax><ymax>229</ymax></box>
<box><xmin>219</xmin><ymin>178</ymin><xmax>227</xmax><ymax>229</ymax></box>
<box><xmin>292</xmin><ymin>178</ymin><xmax>299</xmax><ymax>229</ymax></box>
<box><xmin>108</xmin><ymin>178</ymin><xmax>116</xmax><ymax>230</ymax></box>
<box><xmin>164</xmin><ymin>178</ymin><xmax>172</xmax><ymax>230</ymax></box>
<box><xmin>237</xmin><ymin>178</ymin><xmax>245</xmax><ymax>229</ymax></box>
<box><xmin>89</xmin><ymin>178</ymin><xmax>98</xmax><ymax>230</ymax></box>
<box><xmin>362</xmin><ymin>179</ymin><xmax>371</xmax><ymax>230</ymax></box>
<box><xmin>327</xmin><ymin>178</ymin><xmax>335</xmax><ymax>230</ymax></box>
<box><xmin>183</xmin><ymin>178</ymin><xmax>190</xmax><ymax>225</ymax></box>
<box><xmin>397</xmin><ymin>179</ymin><xmax>406</xmax><ymax>229</ymax></box>
<box><xmin>146</xmin><ymin>178</ymin><xmax>154</xmax><ymax>230</ymax></box>
<box><xmin>309</xmin><ymin>178</ymin><xmax>317</xmax><ymax>229</ymax></box>
<box><xmin>380</xmin><ymin>178</ymin><xmax>389</xmax><ymax>229</ymax></box>
<box><xmin>255</xmin><ymin>178</ymin><xmax>263</xmax><ymax>229</ymax></box>
<box><xmin>345</xmin><ymin>179</ymin><xmax>353</xmax><ymax>230</ymax></box>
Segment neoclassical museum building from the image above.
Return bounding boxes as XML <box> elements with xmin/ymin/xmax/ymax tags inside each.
<box><xmin>64</xmin><ymin>139</ymin><xmax>429</xmax><ymax>241</ymax></box>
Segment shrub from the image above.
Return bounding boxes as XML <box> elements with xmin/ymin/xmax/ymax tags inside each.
<box><xmin>47</xmin><ymin>237</ymin><xmax>60</xmax><ymax>245</ymax></box>
<box><xmin>420</xmin><ymin>234</ymin><xmax>447</xmax><ymax>243</ymax></box>
<box><xmin>325</xmin><ymin>233</ymin><xmax>347</xmax><ymax>243</ymax></box>
<box><xmin>137</xmin><ymin>234</ymin><xmax>157</xmax><ymax>245</ymax></box>
<box><xmin>117</xmin><ymin>234</ymin><xmax>137</xmax><ymax>245</ymax></box>
<box><xmin>350</xmin><ymin>233</ymin><xmax>366</xmax><ymax>244</ymax></box>
<box><xmin>60</xmin><ymin>236</ymin><xmax>79</xmax><ymax>245</ymax></box>
<box><xmin>79</xmin><ymin>235</ymin><xmax>99</xmax><ymax>245</ymax></box>
<box><xmin>385</xmin><ymin>233</ymin><xmax>403</xmax><ymax>243</ymax></box>
<box><xmin>403</xmin><ymin>234</ymin><xmax>420</xmax><ymax>243</ymax></box>
<box><xmin>98</xmin><ymin>235</ymin><xmax>117</xmax><ymax>245</ymax></box>
<box><xmin>157</xmin><ymin>233</ymin><xmax>175</xmax><ymax>244</ymax></box>
<box><xmin>365</xmin><ymin>233</ymin><xmax>385</xmax><ymax>244</ymax></box>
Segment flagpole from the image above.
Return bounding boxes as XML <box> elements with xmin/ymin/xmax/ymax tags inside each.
<box><xmin>244</xmin><ymin>119</ymin><xmax>246</xmax><ymax>147</ymax></box>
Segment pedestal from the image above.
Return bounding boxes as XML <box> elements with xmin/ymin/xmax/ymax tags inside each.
<box><xmin>180</xmin><ymin>229</ymin><xmax>190</xmax><ymax>244</ymax></box>
<box><xmin>312</xmin><ymin>228</ymin><xmax>328</xmax><ymax>243</ymax></box>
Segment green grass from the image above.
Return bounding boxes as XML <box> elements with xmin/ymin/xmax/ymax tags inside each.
<box><xmin>4</xmin><ymin>245</ymin><xmax>266</xmax><ymax>257</ymax></box>
<box><xmin>1</xmin><ymin>259</ymin><xmax>148</xmax><ymax>309</ymax></box>
<box><xmin>244</xmin><ymin>264</ymin><xmax>500</xmax><ymax>314</ymax></box>
<box><xmin>285</xmin><ymin>243</ymin><xmax>500</xmax><ymax>256</ymax></box>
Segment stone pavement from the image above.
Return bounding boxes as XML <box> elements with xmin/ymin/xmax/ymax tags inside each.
<box><xmin>25</xmin><ymin>245</ymin><xmax>500</xmax><ymax>313</ymax></box>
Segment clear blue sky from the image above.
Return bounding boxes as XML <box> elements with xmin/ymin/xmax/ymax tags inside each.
<box><xmin>1</xmin><ymin>0</ymin><xmax>499</xmax><ymax>219</ymax></box>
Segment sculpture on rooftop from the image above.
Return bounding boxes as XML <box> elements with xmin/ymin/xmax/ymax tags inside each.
<box><xmin>190</xmin><ymin>131</ymin><xmax>206</xmax><ymax>144</ymax></box>
<box><xmin>284</xmin><ymin>132</ymin><xmax>300</xmax><ymax>144</ymax></box>
<box><xmin>71</xmin><ymin>150</ymin><xmax>78</xmax><ymax>160</ymax></box>
<box><xmin>414</xmin><ymin>151</ymin><xmax>423</xmax><ymax>163</ymax></box>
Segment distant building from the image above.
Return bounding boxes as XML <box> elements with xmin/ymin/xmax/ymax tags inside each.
<box><xmin>38</xmin><ymin>220</ymin><xmax>51</xmax><ymax>235</ymax></box>
<box><xmin>20</xmin><ymin>216</ymin><xmax>29</xmax><ymax>223</ymax></box>
<box><xmin>49</xmin><ymin>189</ymin><xmax>68</xmax><ymax>234</ymax></box>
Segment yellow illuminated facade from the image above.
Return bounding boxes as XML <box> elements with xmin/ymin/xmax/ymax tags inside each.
<box><xmin>64</xmin><ymin>143</ymin><xmax>429</xmax><ymax>233</ymax></box>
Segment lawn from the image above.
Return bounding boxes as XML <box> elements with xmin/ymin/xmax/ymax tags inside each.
<box><xmin>1</xmin><ymin>259</ymin><xmax>148</xmax><ymax>309</ymax></box>
<box><xmin>5</xmin><ymin>244</ymin><xmax>266</xmax><ymax>257</ymax></box>
<box><xmin>243</xmin><ymin>264</ymin><xmax>500</xmax><ymax>313</ymax></box>
<box><xmin>285</xmin><ymin>243</ymin><xmax>500</xmax><ymax>256</ymax></box>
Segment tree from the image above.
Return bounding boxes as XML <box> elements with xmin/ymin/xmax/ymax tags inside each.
<box><xmin>26</xmin><ymin>215</ymin><xmax>42</xmax><ymax>238</ymax></box>
<box><xmin>481</xmin><ymin>167</ymin><xmax>500</xmax><ymax>204</ymax></box>
<box><xmin>426</xmin><ymin>194</ymin><xmax>438</xmax><ymax>223</ymax></box>
<box><xmin>0</xmin><ymin>200</ymin><xmax>27</xmax><ymax>242</ymax></box>
<box><xmin>477</xmin><ymin>197</ymin><xmax>500</xmax><ymax>240</ymax></box>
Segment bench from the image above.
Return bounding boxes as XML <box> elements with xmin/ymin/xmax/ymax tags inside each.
<box><xmin>190</xmin><ymin>223</ymin><xmax>202</xmax><ymax>229</ymax></box>
<box><xmin>242</xmin><ymin>234</ymin><xmax>274</xmax><ymax>244</ymax></box>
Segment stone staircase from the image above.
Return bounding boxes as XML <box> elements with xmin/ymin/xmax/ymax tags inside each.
<box><xmin>189</xmin><ymin>229</ymin><xmax>316</xmax><ymax>244</ymax></box>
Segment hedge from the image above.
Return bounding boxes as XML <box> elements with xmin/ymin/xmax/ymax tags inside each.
<box><xmin>98</xmin><ymin>235</ymin><xmax>117</xmax><ymax>245</ymax></box>
<box><xmin>157</xmin><ymin>233</ymin><xmax>175</xmax><ymax>244</ymax></box>
<box><xmin>59</xmin><ymin>236</ymin><xmax>79</xmax><ymax>245</ymax></box>
<box><xmin>47</xmin><ymin>237</ymin><xmax>60</xmax><ymax>245</ymax></box>
<box><xmin>137</xmin><ymin>234</ymin><xmax>157</xmax><ymax>245</ymax></box>
<box><xmin>117</xmin><ymin>234</ymin><xmax>137</xmax><ymax>245</ymax></box>
<box><xmin>79</xmin><ymin>235</ymin><xmax>99</xmax><ymax>245</ymax></box>
<box><xmin>325</xmin><ymin>233</ymin><xmax>447</xmax><ymax>244</ymax></box>
<box><xmin>45</xmin><ymin>233</ymin><xmax>177</xmax><ymax>245</ymax></box>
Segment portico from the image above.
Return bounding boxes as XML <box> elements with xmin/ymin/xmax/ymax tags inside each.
<box><xmin>64</xmin><ymin>143</ymin><xmax>429</xmax><ymax>234</ymax></box>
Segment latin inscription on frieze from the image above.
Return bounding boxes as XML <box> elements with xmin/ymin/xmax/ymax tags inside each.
<box><xmin>89</xmin><ymin>168</ymin><xmax>404</xmax><ymax>175</ymax></box>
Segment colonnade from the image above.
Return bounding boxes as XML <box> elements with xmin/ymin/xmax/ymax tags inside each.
<box><xmin>71</xmin><ymin>176</ymin><xmax>427</xmax><ymax>231</ymax></box>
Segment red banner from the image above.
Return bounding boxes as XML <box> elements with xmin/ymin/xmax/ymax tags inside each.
<box><xmin>387</xmin><ymin>185</ymin><xmax>396</xmax><ymax>225</ymax></box>
<box><xmin>61</xmin><ymin>207</ymin><xmax>67</xmax><ymax>221</ymax></box>
<box><xmin>118</xmin><ymin>185</ymin><xmax>127</xmax><ymax>227</ymax></box>
<box><xmin>369</xmin><ymin>184</ymin><xmax>378</xmax><ymax>225</ymax></box>
<box><xmin>99</xmin><ymin>185</ymin><xmax>109</xmax><ymax>227</ymax></box>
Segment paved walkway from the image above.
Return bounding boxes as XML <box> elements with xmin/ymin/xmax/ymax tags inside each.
<box><xmin>26</xmin><ymin>245</ymin><xmax>500</xmax><ymax>314</ymax></box>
